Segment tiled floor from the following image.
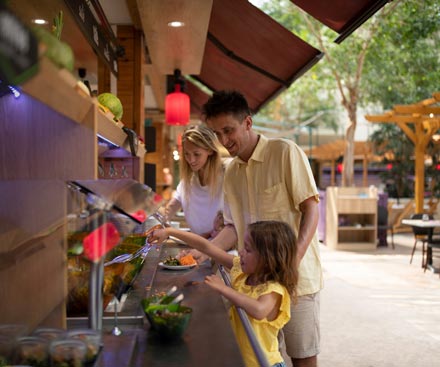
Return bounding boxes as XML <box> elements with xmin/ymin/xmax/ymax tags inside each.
<box><xmin>319</xmin><ymin>233</ymin><xmax>440</xmax><ymax>367</ymax></box>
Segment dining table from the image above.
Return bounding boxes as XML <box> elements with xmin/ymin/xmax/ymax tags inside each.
<box><xmin>402</xmin><ymin>218</ymin><xmax>440</xmax><ymax>273</ymax></box>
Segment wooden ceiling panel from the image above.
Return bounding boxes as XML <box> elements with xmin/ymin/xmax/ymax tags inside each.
<box><xmin>137</xmin><ymin>0</ymin><xmax>213</xmax><ymax>75</ymax></box>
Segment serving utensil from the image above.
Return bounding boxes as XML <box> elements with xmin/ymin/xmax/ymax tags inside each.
<box><xmin>170</xmin><ymin>293</ymin><xmax>184</xmax><ymax>304</ymax></box>
<box><xmin>104</xmin><ymin>239</ymin><xmax>154</xmax><ymax>266</ymax></box>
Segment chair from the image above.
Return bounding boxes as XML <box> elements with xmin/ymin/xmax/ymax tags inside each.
<box><xmin>409</xmin><ymin>213</ymin><xmax>433</xmax><ymax>267</ymax></box>
<box><xmin>377</xmin><ymin>205</ymin><xmax>394</xmax><ymax>249</ymax></box>
<box><xmin>424</xmin><ymin>241</ymin><xmax>440</xmax><ymax>277</ymax></box>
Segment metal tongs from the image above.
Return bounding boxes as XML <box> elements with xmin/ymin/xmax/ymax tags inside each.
<box><xmin>104</xmin><ymin>239</ymin><xmax>154</xmax><ymax>266</ymax></box>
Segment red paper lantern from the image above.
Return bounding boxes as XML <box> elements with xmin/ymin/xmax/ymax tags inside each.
<box><xmin>165</xmin><ymin>84</ymin><xmax>190</xmax><ymax>126</ymax></box>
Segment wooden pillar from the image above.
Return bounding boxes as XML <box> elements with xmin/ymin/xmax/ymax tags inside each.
<box><xmin>117</xmin><ymin>25</ymin><xmax>145</xmax><ymax>137</ymax></box>
<box><xmin>97</xmin><ymin>58</ymin><xmax>111</xmax><ymax>95</ymax></box>
<box><xmin>363</xmin><ymin>157</ymin><xmax>368</xmax><ymax>187</ymax></box>
<box><xmin>117</xmin><ymin>25</ymin><xmax>146</xmax><ymax>183</ymax></box>
<box><xmin>331</xmin><ymin>159</ymin><xmax>335</xmax><ymax>186</ymax></box>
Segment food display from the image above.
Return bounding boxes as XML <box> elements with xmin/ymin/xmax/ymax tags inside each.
<box><xmin>67</xmin><ymin>329</ymin><xmax>101</xmax><ymax>365</ymax></box>
<box><xmin>66</xmin><ymin>231</ymin><xmax>150</xmax><ymax>316</ymax></box>
<box><xmin>0</xmin><ymin>324</ymin><xmax>28</xmax><ymax>366</ymax></box>
<box><xmin>32</xmin><ymin>327</ymin><xmax>66</xmax><ymax>341</ymax></box>
<box><xmin>97</xmin><ymin>93</ymin><xmax>124</xmax><ymax>121</ymax></box>
<box><xmin>163</xmin><ymin>255</ymin><xmax>196</xmax><ymax>266</ymax></box>
<box><xmin>14</xmin><ymin>336</ymin><xmax>48</xmax><ymax>367</ymax></box>
<box><xmin>49</xmin><ymin>339</ymin><xmax>87</xmax><ymax>367</ymax></box>
<box><xmin>159</xmin><ymin>255</ymin><xmax>197</xmax><ymax>270</ymax></box>
<box><xmin>142</xmin><ymin>295</ymin><xmax>192</xmax><ymax>340</ymax></box>
<box><xmin>67</xmin><ymin>255</ymin><xmax>123</xmax><ymax>316</ymax></box>
<box><xmin>32</xmin><ymin>11</ymin><xmax>74</xmax><ymax>72</ymax></box>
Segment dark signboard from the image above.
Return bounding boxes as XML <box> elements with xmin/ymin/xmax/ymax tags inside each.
<box><xmin>64</xmin><ymin>0</ymin><xmax>120</xmax><ymax>77</ymax></box>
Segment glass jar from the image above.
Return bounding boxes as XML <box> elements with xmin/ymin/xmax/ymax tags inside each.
<box><xmin>66</xmin><ymin>329</ymin><xmax>102</xmax><ymax>364</ymax></box>
<box><xmin>49</xmin><ymin>339</ymin><xmax>87</xmax><ymax>367</ymax></box>
<box><xmin>14</xmin><ymin>336</ymin><xmax>48</xmax><ymax>367</ymax></box>
<box><xmin>32</xmin><ymin>328</ymin><xmax>66</xmax><ymax>341</ymax></box>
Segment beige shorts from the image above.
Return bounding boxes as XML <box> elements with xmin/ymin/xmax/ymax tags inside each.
<box><xmin>281</xmin><ymin>292</ymin><xmax>320</xmax><ymax>359</ymax></box>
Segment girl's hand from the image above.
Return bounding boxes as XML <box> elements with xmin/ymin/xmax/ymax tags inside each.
<box><xmin>149</xmin><ymin>228</ymin><xmax>168</xmax><ymax>244</ymax></box>
<box><xmin>204</xmin><ymin>274</ymin><xmax>225</xmax><ymax>292</ymax></box>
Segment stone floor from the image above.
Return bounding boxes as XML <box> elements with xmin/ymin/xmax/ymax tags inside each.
<box><xmin>319</xmin><ymin>233</ymin><xmax>440</xmax><ymax>367</ymax></box>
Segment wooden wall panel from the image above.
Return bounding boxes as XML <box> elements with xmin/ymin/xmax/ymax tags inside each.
<box><xmin>0</xmin><ymin>89</ymin><xmax>96</xmax><ymax>329</ymax></box>
<box><xmin>117</xmin><ymin>25</ymin><xmax>145</xmax><ymax>137</ymax></box>
<box><xmin>0</xmin><ymin>181</ymin><xmax>67</xmax><ymax>329</ymax></box>
<box><xmin>0</xmin><ymin>93</ymin><xmax>96</xmax><ymax>180</ymax></box>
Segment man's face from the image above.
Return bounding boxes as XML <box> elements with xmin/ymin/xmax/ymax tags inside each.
<box><xmin>206</xmin><ymin>114</ymin><xmax>251</xmax><ymax>159</ymax></box>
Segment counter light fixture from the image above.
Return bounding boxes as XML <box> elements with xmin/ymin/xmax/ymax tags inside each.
<box><xmin>167</xmin><ymin>21</ymin><xmax>185</xmax><ymax>28</ymax></box>
<box><xmin>32</xmin><ymin>19</ymin><xmax>48</xmax><ymax>25</ymax></box>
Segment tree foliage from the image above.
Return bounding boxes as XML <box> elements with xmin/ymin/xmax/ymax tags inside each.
<box><xmin>256</xmin><ymin>0</ymin><xmax>440</xmax><ymax>189</ymax></box>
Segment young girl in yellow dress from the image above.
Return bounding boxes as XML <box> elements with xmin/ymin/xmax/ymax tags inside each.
<box><xmin>151</xmin><ymin>220</ymin><xmax>298</xmax><ymax>367</ymax></box>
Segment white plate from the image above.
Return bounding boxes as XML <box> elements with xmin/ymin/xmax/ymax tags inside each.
<box><xmin>158</xmin><ymin>262</ymin><xmax>196</xmax><ymax>270</ymax></box>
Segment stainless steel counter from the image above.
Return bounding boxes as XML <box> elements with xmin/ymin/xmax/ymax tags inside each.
<box><xmin>96</xmin><ymin>239</ymin><xmax>245</xmax><ymax>367</ymax></box>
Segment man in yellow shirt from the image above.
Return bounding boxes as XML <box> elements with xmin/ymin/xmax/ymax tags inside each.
<box><xmin>203</xmin><ymin>90</ymin><xmax>323</xmax><ymax>367</ymax></box>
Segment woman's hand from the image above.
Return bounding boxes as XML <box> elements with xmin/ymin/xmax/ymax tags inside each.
<box><xmin>149</xmin><ymin>228</ymin><xmax>169</xmax><ymax>244</ymax></box>
<box><xmin>179</xmin><ymin>248</ymin><xmax>208</xmax><ymax>264</ymax></box>
<box><xmin>204</xmin><ymin>274</ymin><xmax>225</xmax><ymax>292</ymax></box>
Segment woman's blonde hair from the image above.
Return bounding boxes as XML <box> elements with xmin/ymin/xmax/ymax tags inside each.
<box><xmin>180</xmin><ymin>124</ymin><xmax>223</xmax><ymax>200</ymax></box>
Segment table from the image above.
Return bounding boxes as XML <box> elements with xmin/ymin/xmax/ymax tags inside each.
<box><xmin>402</xmin><ymin>219</ymin><xmax>440</xmax><ymax>273</ymax></box>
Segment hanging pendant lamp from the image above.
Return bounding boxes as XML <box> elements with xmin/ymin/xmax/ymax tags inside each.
<box><xmin>165</xmin><ymin>69</ymin><xmax>190</xmax><ymax>126</ymax></box>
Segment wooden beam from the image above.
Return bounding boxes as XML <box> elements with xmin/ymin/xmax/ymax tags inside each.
<box><xmin>393</xmin><ymin>105</ymin><xmax>440</xmax><ymax>114</ymax></box>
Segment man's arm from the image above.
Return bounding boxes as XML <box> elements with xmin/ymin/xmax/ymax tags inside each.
<box><xmin>297</xmin><ymin>196</ymin><xmax>319</xmax><ymax>261</ymax></box>
<box><xmin>210</xmin><ymin>224</ymin><xmax>238</xmax><ymax>251</ymax></box>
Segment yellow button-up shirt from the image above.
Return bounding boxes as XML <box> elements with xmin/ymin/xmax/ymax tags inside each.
<box><xmin>223</xmin><ymin>135</ymin><xmax>323</xmax><ymax>296</ymax></box>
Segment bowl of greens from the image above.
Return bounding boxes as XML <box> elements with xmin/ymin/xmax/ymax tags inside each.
<box><xmin>141</xmin><ymin>295</ymin><xmax>192</xmax><ymax>340</ymax></box>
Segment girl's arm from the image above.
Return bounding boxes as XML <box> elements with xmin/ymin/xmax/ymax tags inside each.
<box><xmin>151</xmin><ymin>227</ymin><xmax>234</xmax><ymax>269</ymax></box>
<box><xmin>205</xmin><ymin>275</ymin><xmax>281</xmax><ymax>321</ymax></box>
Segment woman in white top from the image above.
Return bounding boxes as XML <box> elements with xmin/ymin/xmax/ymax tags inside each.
<box><xmin>164</xmin><ymin>124</ymin><xmax>227</xmax><ymax>238</ymax></box>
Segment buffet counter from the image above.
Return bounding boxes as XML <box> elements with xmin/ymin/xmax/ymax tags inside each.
<box><xmin>96</xmin><ymin>239</ymin><xmax>245</xmax><ymax>367</ymax></box>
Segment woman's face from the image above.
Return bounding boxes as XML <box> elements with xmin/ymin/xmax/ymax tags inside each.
<box><xmin>183</xmin><ymin>140</ymin><xmax>212</xmax><ymax>172</ymax></box>
<box><xmin>238</xmin><ymin>231</ymin><xmax>259</xmax><ymax>275</ymax></box>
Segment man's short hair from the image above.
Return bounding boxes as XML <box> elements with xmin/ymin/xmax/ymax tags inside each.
<box><xmin>202</xmin><ymin>90</ymin><xmax>251</xmax><ymax>121</ymax></box>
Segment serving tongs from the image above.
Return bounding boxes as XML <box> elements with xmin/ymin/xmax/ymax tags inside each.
<box><xmin>104</xmin><ymin>242</ymin><xmax>152</xmax><ymax>266</ymax></box>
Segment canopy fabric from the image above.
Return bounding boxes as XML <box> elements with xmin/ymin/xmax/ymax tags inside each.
<box><xmin>188</xmin><ymin>0</ymin><xmax>390</xmax><ymax>115</ymax></box>
<box><xmin>191</xmin><ymin>0</ymin><xmax>323</xmax><ymax>114</ymax></box>
<box><xmin>290</xmin><ymin>0</ymin><xmax>390</xmax><ymax>43</ymax></box>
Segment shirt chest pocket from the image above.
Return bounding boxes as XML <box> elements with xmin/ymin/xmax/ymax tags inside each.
<box><xmin>257</xmin><ymin>183</ymin><xmax>290</xmax><ymax>215</ymax></box>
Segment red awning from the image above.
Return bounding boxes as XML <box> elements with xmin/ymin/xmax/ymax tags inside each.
<box><xmin>290</xmin><ymin>0</ymin><xmax>389</xmax><ymax>43</ymax></box>
<box><xmin>191</xmin><ymin>0</ymin><xmax>323</xmax><ymax>114</ymax></box>
<box><xmin>188</xmin><ymin>0</ymin><xmax>389</xmax><ymax>115</ymax></box>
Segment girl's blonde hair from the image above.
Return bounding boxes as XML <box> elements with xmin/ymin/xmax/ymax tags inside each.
<box><xmin>180</xmin><ymin>124</ymin><xmax>223</xmax><ymax>200</ymax></box>
<box><xmin>247</xmin><ymin>221</ymin><xmax>298</xmax><ymax>297</ymax></box>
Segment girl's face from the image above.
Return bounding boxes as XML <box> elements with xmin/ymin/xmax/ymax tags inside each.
<box><xmin>239</xmin><ymin>231</ymin><xmax>259</xmax><ymax>275</ymax></box>
<box><xmin>183</xmin><ymin>140</ymin><xmax>212</xmax><ymax>172</ymax></box>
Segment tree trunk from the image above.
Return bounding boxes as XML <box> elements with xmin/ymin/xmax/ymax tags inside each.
<box><xmin>342</xmin><ymin>104</ymin><xmax>357</xmax><ymax>186</ymax></box>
